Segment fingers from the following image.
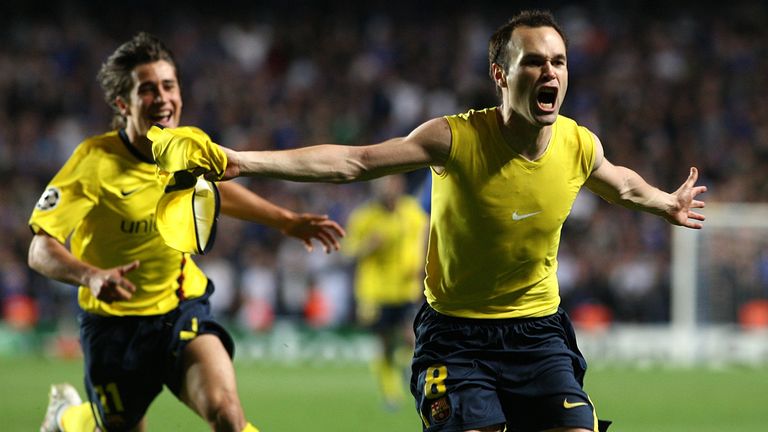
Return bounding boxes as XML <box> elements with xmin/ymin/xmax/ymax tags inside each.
<box><xmin>691</xmin><ymin>185</ymin><xmax>708</xmax><ymax>198</ymax></box>
<box><xmin>688</xmin><ymin>166</ymin><xmax>698</xmax><ymax>182</ymax></box>
<box><xmin>300</xmin><ymin>228</ymin><xmax>343</xmax><ymax>254</ymax></box>
<box><xmin>120</xmin><ymin>260</ymin><xmax>140</xmax><ymax>275</ymax></box>
<box><xmin>98</xmin><ymin>278</ymin><xmax>135</xmax><ymax>303</ymax></box>
<box><xmin>316</xmin><ymin>230</ymin><xmax>341</xmax><ymax>253</ymax></box>
<box><xmin>683</xmin><ymin>220</ymin><xmax>704</xmax><ymax>230</ymax></box>
<box><xmin>111</xmin><ymin>284</ymin><xmax>135</xmax><ymax>301</ymax></box>
<box><xmin>99</xmin><ymin>263</ymin><xmax>138</xmax><ymax>302</ymax></box>
<box><xmin>320</xmin><ymin>220</ymin><xmax>346</xmax><ymax>238</ymax></box>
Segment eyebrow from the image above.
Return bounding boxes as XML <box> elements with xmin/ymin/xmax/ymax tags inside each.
<box><xmin>138</xmin><ymin>78</ymin><xmax>177</xmax><ymax>88</ymax></box>
<box><xmin>521</xmin><ymin>52</ymin><xmax>567</xmax><ymax>62</ymax></box>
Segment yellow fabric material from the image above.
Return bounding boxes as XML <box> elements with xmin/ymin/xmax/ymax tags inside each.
<box><xmin>60</xmin><ymin>402</ymin><xmax>96</xmax><ymax>432</ymax></box>
<box><xmin>372</xmin><ymin>357</ymin><xmax>405</xmax><ymax>405</ymax></box>
<box><xmin>242</xmin><ymin>422</ymin><xmax>261</xmax><ymax>432</ymax></box>
<box><xmin>156</xmin><ymin>172</ymin><xmax>220</xmax><ymax>255</ymax></box>
<box><xmin>148</xmin><ymin>125</ymin><xmax>228</xmax><ymax>180</ymax></box>
<box><xmin>28</xmin><ymin>130</ymin><xmax>208</xmax><ymax>316</ymax></box>
<box><xmin>343</xmin><ymin>196</ymin><xmax>427</xmax><ymax>306</ymax></box>
<box><xmin>425</xmin><ymin>108</ymin><xmax>596</xmax><ymax>318</ymax></box>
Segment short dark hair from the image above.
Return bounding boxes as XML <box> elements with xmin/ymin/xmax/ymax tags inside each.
<box><xmin>97</xmin><ymin>32</ymin><xmax>178</xmax><ymax>129</ymax></box>
<box><xmin>488</xmin><ymin>10</ymin><xmax>567</xmax><ymax>80</ymax></box>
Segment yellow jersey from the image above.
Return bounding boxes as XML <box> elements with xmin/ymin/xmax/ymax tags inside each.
<box><xmin>29</xmin><ymin>130</ymin><xmax>208</xmax><ymax>316</ymax></box>
<box><xmin>425</xmin><ymin>108</ymin><xmax>595</xmax><ymax>318</ymax></box>
<box><xmin>344</xmin><ymin>196</ymin><xmax>428</xmax><ymax>305</ymax></box>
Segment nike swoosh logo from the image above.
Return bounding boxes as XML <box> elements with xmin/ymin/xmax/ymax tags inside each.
<box><xmin>563</xmin><ymin>398</ymin><xmax>588</xmax><ymax>409</ymax></box>
<box><xmin>512</xmin><ymin>210</ymin><xmax>542</xmax><ymax>221</ymax></box>
<box><xmin>121</xmin><ymin>188</ymin><xmax>139</xmax><ymax>197</ymax></box>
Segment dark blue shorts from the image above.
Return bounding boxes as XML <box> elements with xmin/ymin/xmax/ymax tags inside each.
<box><xmin>79</xmin><ymin>280</ymin><xmax>234</xmax><ymax>431</ymax></box>
<box><xmin>370</xmin><ymin>302</ymin><xmax>419</xmax><ymax>333</ymax></box>
<box><xmin>410</xmin><ymin>303</ymin><xmax>600</xmax><ymax>432</ymax></box>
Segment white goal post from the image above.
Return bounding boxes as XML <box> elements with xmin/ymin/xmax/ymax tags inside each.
<box><xmin>578</xmin><ymin>203</ymin><xmax>768</xmax><ymax>366</ymax></box>
<box><xmin>672</xmin><ymin>202</ymin><xmax>768</xmax><ymax>330</ymax></box>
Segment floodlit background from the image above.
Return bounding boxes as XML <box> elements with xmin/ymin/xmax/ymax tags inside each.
<box><xmin>1</xmin><ymin>0</ymin><xmax>767</xmax><ymax>430</ymax></box>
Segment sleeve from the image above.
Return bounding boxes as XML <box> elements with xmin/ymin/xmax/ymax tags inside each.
<box><xmin>577</xmin><ymin>125</ymin><xmax>597</xmax><ymax>178</ymax></box>
<box><xmin>28</xmin><ymin>144</ymin><xmax>100</xmax><ymax>243</ymax></box>
<box><xmin>439</xmin><ymin>114</ymin><xmax>460</xmax><ymax>178</ymax></box>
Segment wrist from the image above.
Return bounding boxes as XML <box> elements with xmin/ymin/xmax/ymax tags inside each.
<box><xmin>278</xmin><ymin>210</ymin><xmax>298</xmax><ymax>232</ymax></box>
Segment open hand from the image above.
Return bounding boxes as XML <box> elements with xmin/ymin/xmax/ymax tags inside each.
<box><xmin>667</xmin><ymin>167</ymin><xmax>707</xmax><ymax>229</ymax></box>
<box><xmin>87</xmin><ymin>260</ymin><xmax>140</xmax><ymax>303</ymax></box>
<box><xmin>282</xmin><ymin>214</ymin><xmax>346</xmax><ymax>253</ymax></box>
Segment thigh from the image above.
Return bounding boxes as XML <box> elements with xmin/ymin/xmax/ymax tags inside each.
<box><xmin>177</xmin><ymin>334</ymin><xmax>241</xmax><ymax>417</ymax></box>
<box><xmin>163</xmin><ymin>280</ymin><xmax>235</xmax><ymax>396</ymax></box>
<box><xmin>80</xmin><ymin>313</ymin><xmax>163</xmax><ymax>432</ymax></box>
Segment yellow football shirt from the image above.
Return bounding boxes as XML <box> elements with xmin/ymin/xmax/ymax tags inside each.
<box><xmin>425</xmin><ymin>108</ymin><xmax>595</xmax><ymax>318</ymax></box>
<box><xmin>344</xmin><ymin>196</ymin><xmax>428</xmax><ymax>306</ymax></box>
<box><xmin>29</xmin><ymin>130</ymin><xmax>208</xmax><ymax>316</ymax></box>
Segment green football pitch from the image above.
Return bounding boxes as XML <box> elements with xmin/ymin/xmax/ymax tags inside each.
<box><xmin>1</xmin><ymin>356</ymin><xmax>766</xmax><ymax>431</ymax></box>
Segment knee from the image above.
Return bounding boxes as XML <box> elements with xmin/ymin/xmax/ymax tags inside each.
<box><xmin>205</xmin><ymin>392</ymin><xmax>245</xmax><ymax>432</ymax></box>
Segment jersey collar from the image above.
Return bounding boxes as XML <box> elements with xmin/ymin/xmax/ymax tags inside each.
<box><xmin>119</xmin><ymin>129</ymin><xmax>156</xmax><ymax>164</ymax></box>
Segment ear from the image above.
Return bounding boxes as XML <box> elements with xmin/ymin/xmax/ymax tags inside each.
<box><xmin>115</xmin><ymin>96</ymin><xmax>129</xmax><ymax>116</ymax></box>
<box><xmin>491</xmin><ymin>63</ymin><xmax>507</xmax><ymax>88</ymax></box>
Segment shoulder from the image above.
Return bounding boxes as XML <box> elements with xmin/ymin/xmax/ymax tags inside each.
<box><xmin>555</xmin><ymin>116</ymin><xmax>602</xmax><ymax>172</ymax></box>
<box><xmin>555</xmin><ymin>115</ymin><xmax>596</xmax><ymax>145</ymax></box>
<box><xmin>73</xmin><ymin>131</ymin><xmax>121</xmax><ymax>159</ymax></box>
<box><xmin>554</xmin><ymin>114</ymin><xmax>581</xmax><ymax>131</ymax></box>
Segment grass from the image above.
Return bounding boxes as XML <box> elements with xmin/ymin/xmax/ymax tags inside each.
<box><xmin>1</xmin><ymin>356</ymin><xmax>767</xmax><ymax>431</ymax></box>
<box><xmin>584</xmin><ymin>364</ymin><xmax>768</xmax><ymax>432</ymax></box>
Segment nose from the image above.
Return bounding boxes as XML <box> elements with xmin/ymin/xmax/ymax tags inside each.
<box><xmin>154</xmin><ymin>86</ymin><xmax>174</xmax><ymax>103</ymax></box>
<box><xmin>541</xmin><ymin>62</ymin><xmax>556</xmax><ymax>79</ymax></box>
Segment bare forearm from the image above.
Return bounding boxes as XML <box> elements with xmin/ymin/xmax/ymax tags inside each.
<box><xmin>232</xmin><ymin>137</ymin><xmax>419</xmax><ymax>183</ymax></box>
<box><xmin>218</xmin><ymin>181</ymin><xmax>297</xmax><ymax>229</ymax></box>
<box><xmin>28</xmin><ymin>234</ymin><xmax>96</xmax><ymax>287</ymax></box>
<box><xmin>590</xmin><ymin>166</ymin><xmax>673</xmax><ymax>216</ymax></box>
<box><xmin>236</xmin><ymin>145</ymin><xmax>365</xmax><ymax>183</ymax></box>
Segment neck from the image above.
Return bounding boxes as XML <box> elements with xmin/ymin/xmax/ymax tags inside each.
<box><xmin>496</xmin><ymin>107</ymin><xmax>552</xmax><ymax>161</ymax></box>
<box><xmin>123</xmin><ymin>127</ymin><xmax>154</xmax><ymax>161</ymax></box>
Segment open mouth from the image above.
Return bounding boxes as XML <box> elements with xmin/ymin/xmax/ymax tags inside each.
<box><xmin>149</xmin><ymin>111</ymin><xmax>174</xmax><ymax>126</ymax></box>
<box><xmin>536</xmin><ymin>87</ymin><xmax>557</xmax><ymax>111</ymax></box>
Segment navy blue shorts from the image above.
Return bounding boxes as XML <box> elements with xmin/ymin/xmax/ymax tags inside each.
<box><xmin>410</xmin><ymin>303</ymin><xmax>600</xmax><ymax>432</ymax></box>
<box><xmin>370</xmin><ymin>302</ymin><xmax>419</xmax><ymax>333</ymax></box>
<box><xmin>79</xmin><ymin>280</ymin><xmax>234</xmax><ymax>431</ymax></box>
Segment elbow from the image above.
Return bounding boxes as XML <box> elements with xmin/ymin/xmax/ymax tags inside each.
<box><xmin>27</xmin><ymin>239</ymin><xmax>43</xmax><ymax>273</ymax></box>
<box><xmin>326</xmin><ymin>158</ymin><xmax>369</xmax><ymax>183</ymax></box>
<box><xmin>28</xmin><ymin>233</ymin><xmax>56</xmax><ymax>275</ymax></box>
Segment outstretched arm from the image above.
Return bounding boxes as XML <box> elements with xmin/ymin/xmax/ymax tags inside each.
<box><xmin>217</xmin><ymin>117</ymin><xmax>452</xmax><ymax>182</ymax></box>
<box><xmin>217</xmin><ymin>181</ymin><xmax>345</xmax><ymax>253</ymax></box>
<box><xmin>585</xmin><ymin>134</ymin><xmax>707</xmax><ymax>229</ymax></box>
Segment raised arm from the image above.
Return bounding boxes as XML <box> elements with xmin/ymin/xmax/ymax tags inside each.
<box><xmin>219</xmin><ymin>117</ymin><xmax>452</xmax><ymax>182</ymax></box>
<box><xmin>217</xmin><ymin>181</ymin><xmax>345</xmax><ymax>253</ymax></box>
<box><xmin>584</xmin><ymin>133</ymin><xmax>707</xmax><ymax>229</ymax></box>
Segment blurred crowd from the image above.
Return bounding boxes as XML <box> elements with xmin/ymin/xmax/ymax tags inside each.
<box><xmin>1</xmin><ymin>0</ymin><xmax>768</xmax><ymax>335</ymax></box>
